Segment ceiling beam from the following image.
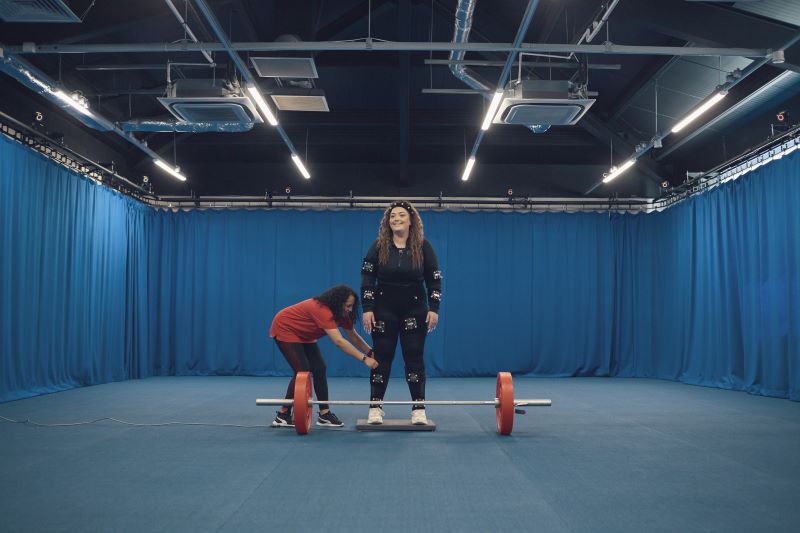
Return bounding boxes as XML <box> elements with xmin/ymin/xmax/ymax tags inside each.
<box><xmin>6</xmin><ymin>41</ymin><xmax>770</xmax><ymax>57</ymax></box>
<box><xmin>315</xmin><ymin>0</ymin><xmax>394</xmax><ymax>41</ymax></box>
<box><xmin>654</xmin><ymin>69</ymin><xmax>794</xmax><ymax>161</ymax></box>
<box><xmin>606</xmin><ymin>43</ymin><xmax>685</xmax><ymax>122</ymax></box>
<box><xmin>618</xmin><ymin>1</ymin><xmax>796</xmax><ymax>52</ymax></box>
<box><xmin>578</xmin><ymin>113</ymin><xmax>664</xmax><ymax>187</ymax></box>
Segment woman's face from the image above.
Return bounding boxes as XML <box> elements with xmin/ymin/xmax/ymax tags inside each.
<box><xmin>342</xmin><ymin>295</ymin><xmax>356</xmax><ymax>316</ymax></box>
<box><xmin>388</xmin><ymin>207</ymin><xmax>411</xmax><ymax>234</ymax></box>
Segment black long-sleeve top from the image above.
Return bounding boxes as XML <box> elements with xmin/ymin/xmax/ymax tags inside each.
<box><xmin>360</xmin><ymin>239</ymin><xmax>442</xmax><ymax>313</ymax></box>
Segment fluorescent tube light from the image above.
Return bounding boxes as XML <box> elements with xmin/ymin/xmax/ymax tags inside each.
<box><xmin>153</xmin><ymin>159</ymin><xmax>187</xmax><ymax>181</ymax></box>
<box><xmin>480</xmin><ymin>90</ymin><xmax>504</xmax><ymax>131</ymax></box>
<box><xmin>671</xmin><ymin>91</ymin><xmax>726</xmax><ymax>133</ymax></box>
<box><xmin>461</xmin><ymin>156</ymin><xmax>476</xmax><ymax>181</ymax></box>
<box><xmin>246</xmin><ymin>85</ymin><xmax>278</xmax><ymax>126</ymax></box>
<box><xmin>602</xmin><ymin>159</ymin><xmax>635</xmax><ymax>183</ymax></box>
<box><xmin>53</xmin><ymin>89</ymin><xmax>92</xmax><ymax>116</ymax></box>
<box><xmin>291</xmin><ymin>154</ymin><xmax>311</xmax><ymax>179</ymax></box>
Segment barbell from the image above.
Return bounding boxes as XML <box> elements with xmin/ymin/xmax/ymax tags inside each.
<box><xmin>256</xmin><ymin>371</ymin><xmax>551</xmax><ymax>435</ymax></box>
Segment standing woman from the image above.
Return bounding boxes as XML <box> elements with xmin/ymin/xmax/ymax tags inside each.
<box><xmin>269</xmin><ymin>285</ymin><xmax>378</xmax><ymax>428</ymax></box>
<box><xmin>361</xmin><ymin>201</ymin><xmax>442</xmax><ymax>425</ymax></box>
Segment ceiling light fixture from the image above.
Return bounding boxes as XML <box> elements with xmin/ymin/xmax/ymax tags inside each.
<box><xmin>602</xmin><ymin>159</ymin><xmax>635</xmax><ymax>183</ymax></box>
<box><xmin>246</xmin><ymin>85</ymin><xmax>279</xmax><ymax>126</ymax></box>
<box><xmin>291</xmin><ymin>153</ymin><xmax>311</xmax><ymax>179</ymax></box>
<box><xmin>53</xmin><ymin>89</ymin><xmax>92</xmax><ymax>116</ymax></box>
<box><xmin>153</xmin><ymin>159</ymin><xmax>187</xmax><ymax>181</ymax></box>
<box><xmin>480</xmin><ymin>90</ymin><xmax>505</xmax><ymax>131</ymax></box>
<box><xmin>671</xmin><ymin>91</ymin><xmax>727</xmax><ymax>133</ymax></box>
<box><xmin>461</xmin><ymin>156</ymin><xmax>476</xmax><ymax>181</ymax></box>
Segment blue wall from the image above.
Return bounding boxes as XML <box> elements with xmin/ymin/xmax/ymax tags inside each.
<box><xmin>1</xmin><ymin>133</ymin><xmax>798</xmax><ymax>401</ymax></box>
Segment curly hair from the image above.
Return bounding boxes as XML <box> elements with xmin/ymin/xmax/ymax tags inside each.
<box><xmin>313</xmin><ymin>285</ymin><xmax>359</xmax><ymax>322</ymax></box>
<box><xmin>376</xmin><ymin>200</ymin><xmax>424</xmax><ymax>269</ymax></box>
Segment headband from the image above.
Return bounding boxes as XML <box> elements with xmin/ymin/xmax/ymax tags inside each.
<box><xmin>389</xmin><ymin>201</ymin><xmax>414</xmax><ymax>213</ymax></box>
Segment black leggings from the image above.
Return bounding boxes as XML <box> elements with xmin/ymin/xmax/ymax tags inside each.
<box><xmin>274</xmin><ymin>339</ymin><xmax>329</xmax><ymax>412</ymax></box>
<box><xmin>369</xmin><ymin>283</ymin><xmax>428</xmax><ymax>410</ymax></box>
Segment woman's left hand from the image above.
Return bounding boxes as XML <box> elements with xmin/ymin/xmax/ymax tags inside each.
<box><xmin>426</xmin><ymin>311</ymin><xmax>439</xmax><ymax>333</ymax></box>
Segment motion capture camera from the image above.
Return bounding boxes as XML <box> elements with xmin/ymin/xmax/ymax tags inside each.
<box><xmin>772</xmin><ymin>110</ymin><xmax>791</xmax><ymax>136</ymax></box>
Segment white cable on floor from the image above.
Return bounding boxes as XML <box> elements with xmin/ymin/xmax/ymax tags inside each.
<box><xmin>0</xmin><ymin>414</ymin><xmax>267</xmax><ymax>429</ymax></box>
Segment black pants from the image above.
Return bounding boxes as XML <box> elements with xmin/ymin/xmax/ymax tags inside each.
<box><xmin>274</xmin><ymin>339</ymin><xmax>329</xmax><ymax>411</ymax></box>
<box><xmin>369</xmin><ymin>282</ymin><xmax>428</xmax><ymax>410</ymax></box>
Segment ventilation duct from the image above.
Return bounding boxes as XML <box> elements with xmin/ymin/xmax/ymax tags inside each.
<box><xmin>250</xmin><ymin>35</ymin><xmax>328</xmax><ymax>113</ymax></box>
<box><xmin>448</xmin><ymin>0</ymin><xmax>493</xmax><ymax>94</ymax></box>
<box><xmin>493</xmin><ymin>80</ymin><xmax>595</xmax><ymax>127</ymax></box>
<box><xmin>0</xmin><ymin>52</ymin><xmax>112</xmax><ymax>131</ymax></box>
<box><xmin>448</xmin><ymin>0</ymin><xmax>550</xmax><ymax>133</ymax></box>
<box><xmin>119</xmin><ymin>120</ymin><xmax>254</xmax><ymax>133</ymax></box>
<box><xmin>250</xmin><ymin>57</ymin><xmax>319</xmax><ymax>79</ymax></box>
<box><xmin>158</xmin><ymin>79</ymin><xmax>263</xmax><ymax>124</ymax></box>
<box><xmin>269</xmin><ymin>88</ymin><xmax>329</xmax><ymax>112</ymax></box>
<box><xmin>0</xmin><ymin>0</ymin><xmax>80</xmax><ymax>22</ymax></box>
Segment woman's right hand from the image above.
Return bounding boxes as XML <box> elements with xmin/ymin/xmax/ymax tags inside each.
<box><xmin>362</xmin><ymin>311</ymin><xmax>375</xmax><ymax>334</ymax></box>
<box><xmin>364</xmin><ymin>356</ymin><xmax>379</xmax><ymax>369</ymax></box>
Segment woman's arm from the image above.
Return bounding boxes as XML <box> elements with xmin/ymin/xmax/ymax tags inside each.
<box><xmin>422</xmin><ymin>240</ymin><xmax>442</xmax><ymax>312</ymax></box>
<box><xmin>360</xmin><ymin>241</ymin><xmax>379</xmax><ymax>313</ymax></box>
<box><xmin>422</xmin><ymin>240</ymin><xmax>442</xmax><ymax>332</ymax></box>
<box><xmin>343</xmin><ymin>327</ymin><xmax>372</xmax><ymax>353</ymax></box>
<box><xmin>325</xmin><ymin>328</ymin><xmax>378</xmax><ymax>368</ymax></box>
<box><xmin>361</xmin><ymin>241</ymin><xmax>380</xmax><ymax>333</ymax></box>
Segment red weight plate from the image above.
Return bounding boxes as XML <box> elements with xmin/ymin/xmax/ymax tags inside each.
<box><xmin>495</xmin><ymin>372</ymin><xmax>514</xmax><ymax>435</ymax></box>
<box><xmin>293</xmin><ymin>371</ymin><xmax>313</xmax><ymax>435</ymax></box>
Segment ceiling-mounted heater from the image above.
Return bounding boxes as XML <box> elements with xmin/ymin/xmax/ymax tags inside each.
<box><xmin>493</xmin><ymin>80</ymin><xmax>595</xmax><ymax>127</ymax></box>
<box><xmin>158</xmin><ymin>79</ymin><xmax>263</xmax><ymax>124</ymax></box>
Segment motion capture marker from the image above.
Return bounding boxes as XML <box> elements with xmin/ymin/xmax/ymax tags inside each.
<box><xmin>495</xmin><ymin>372</ymin><xmax>514</xmax><ymax>436</ymax></box>
<box><xmin>293</xmin><ymin>372</ymin><xmax>313</xmax><ymax>435</ymax></box>
<box><xmin>256</xmin><ymin>372</ymin><xmax>551</xmax><ymax>436</ymax></box>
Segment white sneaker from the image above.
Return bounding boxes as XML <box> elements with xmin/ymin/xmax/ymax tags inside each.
<box><xmin>367</xmin><ymin>407</ymin><xmax>384</xmax><ymax>425</ymax></box>
<box><xmin>411</xmin><ymin>409</ymin><xmax>428</xmax><ymax>425</ymax></box>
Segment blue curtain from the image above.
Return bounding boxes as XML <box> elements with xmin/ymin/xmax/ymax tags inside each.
<box><xmin>614</xmin><ymin>154</ymin><xmax>800</xmax><ymax>400</ymax></box>
<box><xmin>0</xmin><ymin>135</ymin><xmax>139</xmax><ymax>401</ymax></box>
<box><xmin>129</xmin><ymin>209</ymin><xmax>615</xmax><ymax>379</ymax></box>
<box><xmin>2</xmin><ymin>133</ymin><xmax>798</xmax><ymax>402</ymax></box>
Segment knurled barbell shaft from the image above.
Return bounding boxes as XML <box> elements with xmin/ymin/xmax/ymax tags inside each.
<box><xmin>256</xmin><ymin>398</ymin><xmax>551</xmax><ymax>407</ymax></box>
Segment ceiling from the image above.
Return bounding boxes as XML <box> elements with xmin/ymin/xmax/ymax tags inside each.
<box><xmin>1</xmin><ymin>0</ymin><xmax>800</xmax><ymax>201</ymax></box>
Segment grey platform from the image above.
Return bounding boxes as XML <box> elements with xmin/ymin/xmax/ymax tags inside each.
<box><xmin>356</xmin><ymin>419</ymin><xmax>437</xmax><ymax>431</ymax></box>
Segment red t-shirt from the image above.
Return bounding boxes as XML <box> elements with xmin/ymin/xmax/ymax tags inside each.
<box><xmin>269</xmin><ymin>299</ymin><xmax>354</xmax><ymax>343</ymax></box>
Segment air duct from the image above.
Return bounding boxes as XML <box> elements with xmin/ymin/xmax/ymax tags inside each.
<box><xmin>0</xmin><ymin>50</ymin><xmax>113</xmax><ymax>131</ymax></box>
<box><xmin>449</xmin><ymin>0</ymin><xmax>493</xmax><ymax>94</ymax></box>
<box><xmin>449</xmin><ymin>0</ymin><xmax>549</xmax><ymax>133</ymax></box>
<box><xmin>119</xmin><ymin>119</ymin><xmax>253</xmax><ymax>132</ymax></box>
<box><xmin>0</xmin><ymin>47</ymin><xmax>189</xmax><ymax>179</ymax></box>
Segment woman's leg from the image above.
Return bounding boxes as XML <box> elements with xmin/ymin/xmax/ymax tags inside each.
<box><xmin>370</xmin><ymin>311</ymin><xmax>399</xmax><ymax>406</ymax></box>
<box><xmin>274</xmin><ymin>339</ymin><xmax>311</xmax><ymax>414</ymax></box>
<box><xmin>399</xmin><ymin>311</ymin><xmax>428</xmax><ymax>410</ymax></box>
<box><xmin>301</xmin><ymin>343</ymin><xmax>330</xmax><ymax>413</ymax></box>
